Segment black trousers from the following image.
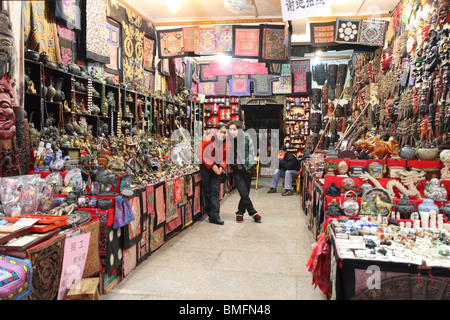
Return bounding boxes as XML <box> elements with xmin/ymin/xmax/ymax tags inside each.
<box><xmin>233</xmin><ymin>168</ymin><xmax>257</xmax><ymax>216</ymax></box>
<box><xmin>200</xmin><ymin>164</ymin><xmax>222</xmax><ymax>221</ymax></box>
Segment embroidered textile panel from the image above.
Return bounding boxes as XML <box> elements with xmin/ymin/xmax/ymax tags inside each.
<box><xmin>229</xmin><ymin>76</ymin><xmax>251</xmax><ymax>97</ymax></box>
<box><xmin>106</xmin><ymin>0</ymin><xmax>156</xmax><ymax>91</ymax></box>
<box><xmin>233</xmin><ymin>26</ymin><xmax>260</xmax><ymax>59</ymax></box>
<box><xmin>208</xmin><ymin>61</ymin><xmax>268</xmax><ymax>76</ymax></box>
<box><xmin>105</xmin><ymin>18</ymin><xmax>121</xmax><ymax>75</ymax></box>
<box><xmin>144</xmin><ymin>36</ymin><xmax>155</xmax><ymax>71</ymax></box>
<box><xmin>200</xmin><ymin>63</ymin><xmax>218</xmax><ymax>82</ymax></box>
<box><xmin>157</xmin><ymin>28</ymin><xmax>184</xmax><ymax>58</ymax></box>
<box><xmin>27</xmin><ymin>234</ymin><xmax>66</xmax><ymax>300</ymax></box>
<box><xmin>80</xmin><ymin>218</ymin><xmax>102</xmax><ymax>278</ymax></box>
<box><xmin>249</xmin><ymin>74</ymin><xmax>277</xmax><ymax>96</ymax></box>
<box><xmin>215</xmin><ymin>25</ymin><xmax>233</xmax><ymax>53</ymax></box>
<box><xmin>199</xmin><ymin>82</ymin><xmax>216</xmax><ymax>95</ymax></box>
<box><xmin>55</xmin><ymin>0</ymin><xmax>81</xmax><ymax>30</ymax></box>
<box><xmin>280</xmin><ymin>63</ymin><xmax>291</xmax><ymax>76</ymax></box>
<box><xmin>272</xmin><ymin>76</ymin><xmax>292</xmax><ymax>94</ymax></box>
<box><xmin>123</xmin><ymin>191</ymin><xmax>142</xmax><ymax>249</ymax></box>
<box><xmin>192</xmin><ymin>61</ymin><xmax>200</xmax><ymax>83</ymax></box>
<box><xmin>23</xmin><ymin>1</ymin><xmax>61</xmax><ymax>63</ymax></box>
<box><xmin>97</xmin><ymin>211</ymin><xmax>109</xmax><ymax>261</ymax></box>
<box><xmin>335</xmin><ymin>18</ymin><xmax>361</xmax><ymax>44</ymax></box>
<box><xmin>180</xmin><ymin>200</ymin><xmax>194</xmax><ymax>229</ymax></box>
<box><xmin>310</xmin><ymin>22</ymin><xmax>336</xmax><ymax>47</ymax></box>
<box><xmin>150</xmin><ymin>218</ymin><xmax>165</xmax><ymax>252</ymax></box>
<box><xmin>194</xmin><ymin>27</ymin><xmax>217</xmax><ymax>55</ymax></box>
<box><xmin>0</xmin><ymin>255</ymin><xmax>32</xmax><ymax>300</ymax></box>
<box><xmin>85</xmin><ymin>0</ymin><xmax>110</xmax><ymax>64</ymax></box>
<box><xmin>57</xmin><ymin>22</ymin><xmax>76</xmax><ymax>65</ymax></box>
<box><xmin>214</xmin><ymin>75</ymin><xmax>229</xmax><ymax>96</ymax></box>
<box><xmin>154</xmin><ymin>182</ymin><xmax>166</xmax><ymax>229</ymax></box>
<box><xmin>165</xmin><ymin>179</ymin><xmax>178</xmax><ymax>223</ymax></box>
<box><xmin>143</xmin><ymin>71</ymin><xmax>154</xmax><ymax>95</ymax></box>
<box><xmin>193</xmin><ymin>184</ymin><xmax>202</xmax><ymax>221</ymax></box>
<box><xmin>259</xmin><ymin>24</ymin><xmax>289</xmax><ymax>63</ymax></box>
<box><xmin>291</xmin><ymin>60</ymin><xmax>311</xmax><ymax>95</ymax></box>
<box><xmin>359</xmin><ymin>19</ymin><xmax>388</xmax><ymax>47</ymax></box>
<box><xmin>183</xmin><ymin>26</ymin><xmax>197</xmax><ymax>52</ymax></box>
<box><xmin>174</xmin><ymin>177</ymin><xmax>183</xmax><ymax>204</ymax></box>
<box><xmin>147</xmin><ymin>184</ymin><xmax>155</xmax><ymax>215</ymax></box>
<box><xmin>122</xmin><ymin>244</ymin><xmax>136</xmax><ymax>278</ymax></box>
<box><xmin>137</xmin><ymin>216</ymin><xmax>150</xmax><ymax>264</ymax></box>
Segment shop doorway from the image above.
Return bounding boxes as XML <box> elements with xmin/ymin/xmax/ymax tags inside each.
<box><xmin>242</xmin><ymin>104</ymin><xmax>283</xmax><ymax>139</ymax></box>
<box><xmin>242</xmin><ymin>104</ymin><xmax>284</xmax><ymax>178</ymax></box>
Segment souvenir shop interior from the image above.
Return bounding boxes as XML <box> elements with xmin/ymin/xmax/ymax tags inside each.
<box><xmin>0</xmin><ymin>0</ymin><xmax>450</xmax><ymax>301</ymax></box>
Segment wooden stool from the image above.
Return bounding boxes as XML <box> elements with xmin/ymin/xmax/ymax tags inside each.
<box><xmin>66</xmin><ymin>278</ymin><xmax>100</xmax><ymax>300</ymax></box>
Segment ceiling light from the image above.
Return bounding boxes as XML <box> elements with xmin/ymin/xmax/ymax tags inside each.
<box><xmin>218</xmin><ymin>53</ymin><xmax>232</xmax><ymax>66</ymax></box>
<box><xmin>315</xmin><ymin>50</ymin><xmax>323</xmax><ymax>56</ymax></box>
<box><xmin>168</xmin><ymin>0</ymin><xmax>181</xmax><ymax>13</ymax></box>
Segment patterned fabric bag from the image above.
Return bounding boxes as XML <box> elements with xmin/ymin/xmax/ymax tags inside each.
<box><xmin>113</xmin><ymin>196</ymin><xmax>135</xmax><ymax>229</ymax></box>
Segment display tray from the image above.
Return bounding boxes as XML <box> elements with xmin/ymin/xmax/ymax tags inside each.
<box><xmin>0</xmin><ymin>229</ymin><xmax>60</xmax><ymax>258</ymax></box>
<box><xmin>0</xmin><ymin>226</ymin><xmax>33</xmax><ymax>245</ymax></box>
<box><xmin>5</xmin><ymin>215</ymin><xmax>68</xmax><ymax>233</ymax></box>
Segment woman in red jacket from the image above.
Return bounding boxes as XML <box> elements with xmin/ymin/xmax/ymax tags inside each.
<box><xmin>197</xmin><ymin>123</ymin><xmax>231</xmax><ymax>225</ymax></box>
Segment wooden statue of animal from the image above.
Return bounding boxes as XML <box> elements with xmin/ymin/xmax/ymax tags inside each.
<box><xmin>354</xmin><ymin>135</ymin><xmax>399</xmax><ymax>159</ymax></box>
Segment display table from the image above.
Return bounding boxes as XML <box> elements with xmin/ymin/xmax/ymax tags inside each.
<box><xmin>0</xmin><ymin>170</ymin><xmax>211</xmax><ymax>299</ymax></box>
<box><xmin>328</xmin><ymin>227</ymin><xmax>450</xmax><ymax>300</ymax></box>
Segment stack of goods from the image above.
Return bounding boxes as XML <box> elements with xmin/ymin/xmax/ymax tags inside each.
<box><xmin>336</xmin><ymin>0</ymin><xmax>450</xmax><ymax>158</ymax></box>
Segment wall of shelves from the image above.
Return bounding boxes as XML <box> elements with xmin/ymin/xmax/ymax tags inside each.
<box><xmin>24</xmin><ymin>59</ymin><xmax>203</xmax><ymax>144</ymax></box>
<box><xmin>203</xmin><ymin>96</ymin><xmax>240</xmax><ymax>129</ymax></box>
<box><xmin>284</xmin><ymin>96</ymin><xmax>310</xmax><ymax>158</ymax></box>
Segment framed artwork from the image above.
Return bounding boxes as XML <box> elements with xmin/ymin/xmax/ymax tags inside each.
<box><xmin>232</xmin><ymin>25</ymin><xmax>260</xmax><ymax>59</ymax></box>
<box><xmin>157</xmin><ymin>28</ymin><xmax>185</xmax><ymax>58</ymax></box>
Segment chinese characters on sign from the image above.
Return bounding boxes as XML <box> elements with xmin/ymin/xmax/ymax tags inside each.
<box><xmin>57</xmin><ymin>232</ymin><xmax>91</xmax><ymax>300</ymax></box>
<box><xmin>281</xmin><ymin>0</ymin><xmax>331</xmax><ymax>21</ymax></box>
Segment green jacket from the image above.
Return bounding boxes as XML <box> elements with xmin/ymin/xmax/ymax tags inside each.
<box><xmin>233</xmin><ymin>132</ymin><xmax>257</xmax><ymax>171</ymax></box>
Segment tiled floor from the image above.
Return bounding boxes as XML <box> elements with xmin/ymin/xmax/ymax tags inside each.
<box><xmin>102</xmin><ymin>178</ymin><xmax>325</xmax><ymax>300</ymax></box>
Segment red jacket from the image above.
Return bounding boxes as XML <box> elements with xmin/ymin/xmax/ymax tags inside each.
<box><xmin>197</xmin><ymin>130</ymin><xmax>232</xmax><ymax>170</ymax></box>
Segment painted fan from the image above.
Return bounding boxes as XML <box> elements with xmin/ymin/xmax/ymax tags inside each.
<box><xmin>224</xmin><ymin>0</ymin><xmax>257</xmax><ymax>16</ymax></box>
<box><xmin>352</xmin><ymin>275</ymin><xmax>450</xmax><ymax>300</ymax></box>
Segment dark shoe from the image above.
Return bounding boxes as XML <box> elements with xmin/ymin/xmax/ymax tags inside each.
<box><xmin>209</xmin><ymin>218</ymin><xmax>224</xmax><ymax>225</ymax></box>
<box><xmin>267</xmin><ymin>188</ymin><xmax>277</xmax><ymax>193</ymax></box>
<box><xmin>236</xmin><ymin>215</ymin><xmax>244</xmax><ymax>223</ymax></box>
<box><xmin>252</xmin><ymin>214</ymin><xmax>262</xmax><ymax>223</ymax></box>
<box><xmin>281</xmin><ymin>190</ymin><xmax>294</xmax><ymax>196</ymax></box>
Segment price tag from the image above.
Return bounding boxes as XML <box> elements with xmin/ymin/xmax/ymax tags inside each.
<box><xmin>13</xmin><ymin>218</ymin><xmax>39</xmax><ymax>227</ymax></box>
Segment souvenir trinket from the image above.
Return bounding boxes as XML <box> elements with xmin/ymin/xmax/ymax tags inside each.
<box><xmin>394</xmin><ymin>194</ymin><xmax>416</xmax><ymax>219</ymax></box>
<box><xmin>326</xmin><ymin>182</ymin><xmax>340</xmax><ymax>197</ymax></box>
<box><xmin>341</xmin><ymin>190</ymin><xmax>360</xmax><ymax>217</ymax></box>
<box><xmin>324</xmin><ymin>161</ymin><xmax>338</xmax><ymax>175</ymax></box>
<box><xmin>368</xmin><ymin>161</ymin><xmax>385</xmax><ymax>179</ymax></box>
<box><xmin>325</xmin><ymin>199</ymin><xmax>341</xmax><ymax>217</ymax></box>
<box><xmin>423</xmin><ymin>178</ymin><xmax>448</xmax><ymax>202</ymax></box>
<box><xmin>337</xmin><ymin>161</ymin><xmax>348</xmax><ymax>175</ymax></box>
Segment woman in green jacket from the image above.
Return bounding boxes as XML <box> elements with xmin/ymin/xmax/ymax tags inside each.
<box><xmin>226</xmin><ymin>120</ymin><xmax>261</xmax><ymax>223</ymax></box>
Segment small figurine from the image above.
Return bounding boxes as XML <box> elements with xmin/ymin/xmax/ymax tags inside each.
<box><xmin>43</xmin><ymin>143</ymin><xmax>54</xmax><ymax>170</ymax></box>
<box><xmin>424</xmin><ymin>178</ymin><xmax>448</xmax><ymax>202</ymax></box>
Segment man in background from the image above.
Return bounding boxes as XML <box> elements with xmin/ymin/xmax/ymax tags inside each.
<box><xmin>267</xmin><ymin>146</ymin><xmax>300</xmax><ymax>196</ymax></box>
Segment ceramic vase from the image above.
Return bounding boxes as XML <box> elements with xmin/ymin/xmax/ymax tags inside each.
<box><xmin>417</xmin><ymin>198</ymin><xmax>440</xmax><ymax>214</ymax></box>
<box><xmin>53</xmin><ymin>78</ymin><xmax>65</xmax><ymax>103</ymax></box>
<box><xmin>416</xmin><ymin>148</ymin><xmax>439</xmax><ymax>160</ymax></box>
<box><xmin>46</xmin><ymin>78</ymin><xmax>56</xmax><ymax>102</ymax></box>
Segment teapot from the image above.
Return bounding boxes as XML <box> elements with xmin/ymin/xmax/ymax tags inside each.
<box><xmin>340</xmin><ymin>190</ymin><xmax>359</xmax><ymax>217</ymax></box>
